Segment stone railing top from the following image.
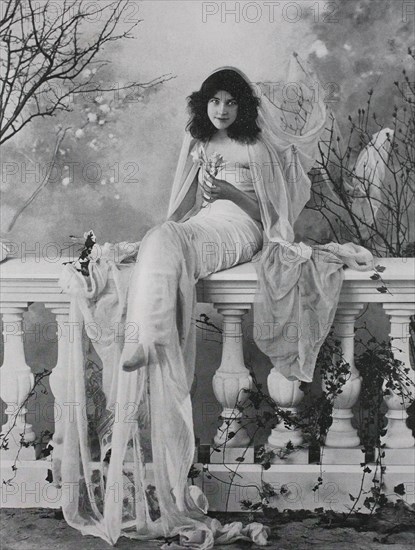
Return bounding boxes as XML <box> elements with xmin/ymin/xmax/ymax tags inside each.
<box><xmin>0</xmin><ymin>256</ymin><xmax>414</xmax><ymax>279</ymax></box>
<box><xmin>203</xmin><ymin>257</ymin><xmax>414</xmax><ymax>282</ymax></box>
<box><xmin>0</xmin><ymin>256</ymin><xmax>414</xmax><ymax>305</ymax></box>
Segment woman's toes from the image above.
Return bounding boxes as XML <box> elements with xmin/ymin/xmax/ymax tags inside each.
<box><xmin>122</xmin><ymin>343</ymin><xmax>148</xmax><ymax>372</ymax></box>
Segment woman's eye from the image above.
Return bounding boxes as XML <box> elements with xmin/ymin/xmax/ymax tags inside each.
<box><xmin>228</xmin><ymin>100</ymin><xmax>237</xmax><ymax>106</ymax></box>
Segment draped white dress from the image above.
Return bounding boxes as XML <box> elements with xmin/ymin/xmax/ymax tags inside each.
<box><xmin>121</xmin><ymin>160</ymin><xmax>263</xmax><ymax>370</ymax></box>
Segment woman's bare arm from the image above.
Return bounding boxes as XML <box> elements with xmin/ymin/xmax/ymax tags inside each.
<box><xmin>230</xmin><ymin>187</ymin><xmax>262</xmax><ymax>224</ymax></box>
<box><xmin>200</xmin><ymin>173</ymin><xmax>262</xmax><ymax>224</ymax></box>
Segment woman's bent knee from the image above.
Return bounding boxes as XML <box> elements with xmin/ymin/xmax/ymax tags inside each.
<box><xmin>139</xmin><ymin>221</ymin><xmax>185</xmax><ymax>264</ymax></box>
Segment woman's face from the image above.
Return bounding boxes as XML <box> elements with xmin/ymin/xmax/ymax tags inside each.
<box><xmin>207</xmin><ymin>90</ymin><xmax>238</xmax><ymax>131</ymax></box>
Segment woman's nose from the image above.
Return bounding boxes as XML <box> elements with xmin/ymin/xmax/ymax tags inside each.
<box><xmin>218</xmin><ymin>102</ymin><xmax>227</xmax><ymax>114</ymax></box>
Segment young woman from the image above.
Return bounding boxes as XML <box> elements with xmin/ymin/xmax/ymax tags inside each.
<box><xmin>120</xmin><ymin>69</ymin><xmax>265</xmax><ymax>374</ymax></box>
<box><xmin>58</xmin><ymin>61</ymin><xmax>372</xmax><ymax>547</ymax></box>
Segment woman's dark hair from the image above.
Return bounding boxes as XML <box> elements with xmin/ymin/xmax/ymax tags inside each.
<box><xmin>186</xmin><ymin>69</ymin><xmax>261</xmax><ymax>144</ymax></box>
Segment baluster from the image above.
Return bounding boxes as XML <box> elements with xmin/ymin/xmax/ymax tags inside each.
<box><xmin>322</xmin><ymin>302</ymin><xmax>364</xmax><ymax>464</ymax></box>
<box><xmin>381</xmin><ymin>303</ymin><xmax>415</xmax><ymax>463</ymax></box>
<box><xmin>44</xmin><ymin>302</ymin><xmax>71</xmax><ymax>484</ymax></box>
<box><xmin>211</xmin><ymin>306</ymin><xmax>253</xmax><ymax>462</ymax></box>
<box><xmin>0</xmin><ymin>304</ymin><xmax>36</xmax><ymax>460</ymax></box>
<box><xmin>267</xmin><ymin>369</ymin><xmax>307</xmax><ymax>463</ymax></box>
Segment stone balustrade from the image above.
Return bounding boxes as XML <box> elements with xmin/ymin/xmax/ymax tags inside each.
<box><xmin>1</xmin><ymin>256</ymin><xmax>414</xmax><ymax>509</ymax></box>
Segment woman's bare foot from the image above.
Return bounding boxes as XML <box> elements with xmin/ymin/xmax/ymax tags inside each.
<box><xmin>122</xmin><ymin>343</ymin><xmax>148</xmax><ymax>372</ymax></box>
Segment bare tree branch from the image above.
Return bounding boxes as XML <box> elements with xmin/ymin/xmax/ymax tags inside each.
<box><xmin>0</xmin><ymin>0</ymin><xmax>173</xmax><ymax>145</ymax></box>
<box><xmin>6</xmin><ymin>126</ymin><xmax>70</xmax><ymax>232</ymax></box>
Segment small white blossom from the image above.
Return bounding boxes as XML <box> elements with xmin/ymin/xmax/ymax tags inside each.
<box><xmin>100</xmin><ymin>179</ymin><xmax>106</xmax><ymax>185</ymax></box>
<box><xmin>75</xmin><ymin>128</ymin><xmax>85</xmax><ymax>139</ymax></box>
<box><xmin>87</xmin><ymin>113</ymin><xmax>97</xmax><ymax>123</ymax></box>
<box><xmin>114</xmin><ymin>193</ymin><xmax>120</xmax><ymax>200</ymax></box>
<box><xmin>88</xmin><ymin>139</ymin><xmax>99</xmax><ymax>151</ymax></box>
<box><xmin>98</xmin><ymin>119</ymin><xmax>105</xmax><ymax>125</ymax></box>
<box><xmin>82</xmin><ymin>69</ymin><xmax>92</xmax><ymax>79</ymax></box>
<box><xmin>62</xmin><ymin>177</ymin><xmax>71</xmax><ymax>186</ymax></box>
<box><xmin>94</xmin><ymin>96</ymin><xmax>104</xmax><ymax>104</ymax></box>
<box><xmin>109</xmin><ymin>176</ymin><xmax>115</xmax><ymax>184</ymax></box>
<box><xmin>99</xmin><ymin>104</ymin><xmax>111</xmax><ymax>114</ymax></box>
<box><xmin>310</xmin><ymin>40</ymin><xmax>328</xmax><ymax>58</ymax></box>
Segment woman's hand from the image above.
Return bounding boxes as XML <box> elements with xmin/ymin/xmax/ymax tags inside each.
<box><xmin>199</xmin><ymin>168</ymin><xmax>262</xmax><ymax>223</ymax></box>
<box><xmin>200</xmin><ymin>171</ymin><xmax>237</xmax><ymax>203</ymax></box>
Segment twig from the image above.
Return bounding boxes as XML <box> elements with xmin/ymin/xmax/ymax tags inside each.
<box><xmin>6</xmin><ymin>127</ymin><xmax>70</xmax><ymax>232</ymax></box>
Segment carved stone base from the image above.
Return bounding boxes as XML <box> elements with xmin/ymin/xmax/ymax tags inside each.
<box><xmin>0</xmin><ymin>436</ymin><xmax>36</xmax><ymax>461</ymax></box>
<box><xmin>377</xmin><ymin>447</ymin><xmax>415</xmax><ymax>465</ymax></box>
<box><xmin>266</xmin><ymin>445</ymin><xmax>309</xmax><ymax>465</ymax></box>
<box><xmin>194</xmin><ymin>463</ymin><xmax>415</xmax><ymax>512</ymax></box>
<box><xmin>321</xmin><ymin>447</ymin><xmax>365</xmax><ymax>465</ymax></box>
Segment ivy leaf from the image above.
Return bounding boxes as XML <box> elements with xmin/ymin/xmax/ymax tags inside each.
<box><xmin>370</xmin><ymin>273</ymin><xmax>380</xmax><ymax>280</ymax></box>
<box><xmin>363</xmin><ymin>497</ymin><xmax>373</xmax><ymax>509</ymax></box>
<box><xmin>240</xmin><ymin>499</ymin><xmax>253</xmax><ymax>509</ymax></box>
<box><xmin>375</xmin><ymin>265</ymin><xmax>386</xmax><ymax>272</ymax></box>
<box><xmin>378</xmin><ymin>493</ymin><xmax>389</xmax><ymax>507</ymax></box>
<box><xmin>45</xmin><ymin>469</ymin><xmax>54</xmax><ymax>483</ymax></box>
<box><xmin>261</xmin><ymin>481</ymin><xmax>277</xmax><ymax>497</ymax></box>
<box><xmin>377</xmin><ymin>286</ymin><xmax>388</xmax><ymax>294</ymax></box>
<box><xmin>39</xmin><ymin>444</ymin><xmax>53</xmax><ymax>459</ymax></box>
<box><xmin>235</xmin><ymin>456</ymin><xmax>245</xmax><ymax>462</ymax></box>
<box><xmin>349</xmin><ymin>493</ymin><xmax>356</xmax><ymax>501</ymax></box>
<box><xmin>394</xmin><ymin>483</ymin><xmax>406</xmax><ymax>496</ymax></box>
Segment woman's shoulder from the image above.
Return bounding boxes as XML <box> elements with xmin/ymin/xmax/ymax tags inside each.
<box><xmin>248</xmin><ymin>135</ymin><xmax>273</xmax><ymax>158</ymax></box>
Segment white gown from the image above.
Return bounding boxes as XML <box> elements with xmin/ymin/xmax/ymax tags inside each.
<box><xmin>121</xmin><ymin>161</ymin><xmax>263</xmax><ymax>370</ymax></box>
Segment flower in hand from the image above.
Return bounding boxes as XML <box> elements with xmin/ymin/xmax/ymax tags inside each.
<box><xmin>192</xmin><ymin>145</ymin><xmax>233</xmax><ymax>207</ymax></box>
